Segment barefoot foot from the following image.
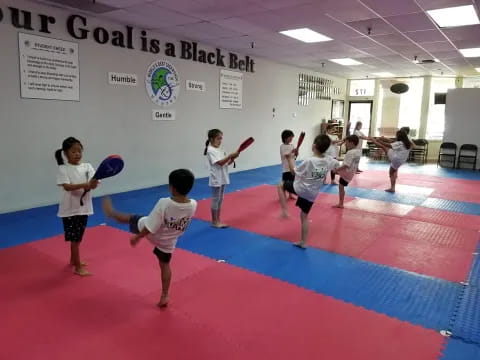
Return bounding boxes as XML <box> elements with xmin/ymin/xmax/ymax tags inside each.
<box><xmin>212</xmin><ymin>223</ymin><xmax>229</xmax><ymax>228</ymax></box>
<box><xmin>74</xmin><ymin>267</ymin><xmax>91</xmax><ymax>276</ymax></box>
<box><xmin>332</xmin><ymin>204</ymin><xmax>344</xmax><ymax>208</ymax></box>
<box><xmin>293</xmin><ymin>242</ymin><xmax>307</xmax><ymax>249</ymax></box>
<box><xmin>385</xmin><ymin>188</ymin><xmax>395</xmax><ymax>193</ymax></box>
<box><xmin>157</xmin><ymin>295</ymin><xmax>169</xmax><ymax>308</ymax></box>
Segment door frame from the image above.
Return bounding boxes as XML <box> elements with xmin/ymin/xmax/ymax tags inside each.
<box><xmin>348</xmin><ymin>100</ymin><xmax>373</xmax><ymax>136</ymax></box>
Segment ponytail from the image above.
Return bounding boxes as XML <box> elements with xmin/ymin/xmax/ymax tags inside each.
<box><xmin>203</xmin><ymin>140</ymin><xmax>210</xmax><ymax>155</ymax></box>
<box><xmin>55</xmin><ymin>149</ymin><xmax>64</xmax><ymax>165</ymax></box>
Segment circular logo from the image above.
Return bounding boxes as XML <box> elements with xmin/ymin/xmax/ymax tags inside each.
<box><xmin>145</xmin><ymin>60</ymin><xmax>180</xmax><ymax>106</ymax></box>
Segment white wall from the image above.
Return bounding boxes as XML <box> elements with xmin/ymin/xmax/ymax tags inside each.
<box><xmin>444</xmin><ymin>88</ymin><xmax>480</xmax><ymax>167</ymax></box>
<box><xmin>0</xmin><ymin>0</ymin><xmax>347</xmax><ymax>213</ymax></box>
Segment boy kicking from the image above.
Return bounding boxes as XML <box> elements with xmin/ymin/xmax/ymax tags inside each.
<box><xmin>277</xmin><ymin>134</ymin><xmax>339</xmax><ymax>248</ymax></box>
<box><xmin>102</xmin><ymin>169</ymin><xmax>197</xmax><ymax>308</ymax></box>
<box><xmin>333</xmin><ymin>135</ymin><xmax>362</xmax><ymax>208</ymax></box>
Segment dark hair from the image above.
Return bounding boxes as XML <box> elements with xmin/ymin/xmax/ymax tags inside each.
<box><xmin>313</xmin><ymin>134</ymin><xmax>331</xmax><ymax>154</ymax></box>
<box><xmin>281</xmin><ymin>130</ymin><xmax>294</xmax><ymax>143</ymax></box>
<box><xmin>396</xmin><ymin>130</ymin><xmax>411</xmax><ymax>150</ymax></box>
<box><xmin>326</xmin><ymin>124</ymin><xmax>335</xmax><ymax>131</ymax></box>
<box><xmin>55</xmin><ymin>137</ymin><xmax>83</xmax><ymax>165</ymax></box>
<box><xmin>345</xmin><ymin>134</ymin><xmax>359</xmax><ymax>146</ymax></box>
<box><xmin>399</xmin><ymin>126</ymin><xmax>410</xmax><ymax>135</ymax></box>
<box><xmin>169</xmin><ymin>169</ymin><xmax>195</xmax><ymax>195</ymax></box>
<box><xmin>355</xmin><ymin>121</ymin><xmax>362</xmax><ymax>130</ymax></box>
<box><xmin>204</xmin><ymin>129</ymin><xmax>223</xmax><ymax>155</ymax></box>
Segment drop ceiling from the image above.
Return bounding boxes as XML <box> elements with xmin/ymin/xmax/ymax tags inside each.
<box><xmin>29</xmin><ymin>0</ymin><xmax>480</xmax><ymax>78</ymax></box>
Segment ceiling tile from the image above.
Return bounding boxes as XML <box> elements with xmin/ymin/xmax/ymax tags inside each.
<box><xmin>371</xmin><ymin>33</ymin><xmax>412</xmax><ymax>46</ymax></box>
<box><xmin>346</xmin><ymin>18</ymin><xmax>396</xmax><ymax>36</ymax></box>
<box><xmin>415</xmin><ymin>0</ymin><xmax>472</xmax><ymax>11</ymax></box>
<box><xmin>420</xmin><ymin>41</ymin><xmax>456</xmax><ymax>52</ymax></box>
<box><xmin>211</xmin><ymin>17</ymin><xmax>270</xmax><ymax>35</ymax></box>
<box><xmin>359</xmin><ymin>0</ymin><xmax>421</xmax><ymax>16</ymax></box>
<box><xmin>443</xmin><ymin>24</ymin><xmax>480</xmax><ymax>41</ymax></box>
<box><xmin>385</xmin><ymin>12</ymin><xmax>436</xmax><ymax>32</ymax></box>
<box><xmin>404</xmin><ymin>29</ymin><xmax>447</xmax><ymax>43</ymax></box>
<box><xmin>98</xmin><ymin>0</ymin><xmax>151</xmax><ymax>7</ymax></box>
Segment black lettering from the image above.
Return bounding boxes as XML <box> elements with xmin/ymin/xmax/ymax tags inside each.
<box><xmin>216</xmin><ymin>48</ymin><xmax>225</xmax><ymax>67</ymax></box>
<box><xmin>229</xmin><ymin>53</ymin><xmax>238</xmax><ymax>69</ymax></box>
<box><xmin>140</xmin><ymin>30</ymin><xmax>148</xmax><ymax>52</ymax></box>
<box><xmin>165</xmin><ymin>42</ymin><xmax>176</xmax><ymax>57</ymax></box>
<box><xmin>238</xmin><ymin>59</ymin><xmax>246</xmax><ymax>71</ymax></box>
<box><xmin>248</xmin><ymin>57</ymin><xmax>255</xmax><ymax>73</ymax></box>
<box><xmin>93</xmin><ymin>27</ymin><xmax>109</xmax><ymax>44</ymax></box>
<box><xmin>198</xmin><ymin>49</ymin><xmax>207</xmax><ymax>63</ymax></box>
<box><xmin>67</xmin><ymin>14</ymin><xmax>88</xmax><ymax>40</ymax></box>
<box><xmin>9</xmin><ymin>7</ymin><xmax>33</xmax><ymax>30</ymax></box>
<box><xmin>181</xmin><ymin>41</ymin><xmax>192</xmax><ymax>59</ymax></box>
<box><xmin>111</xmin><ymin>30</ymin><xmax>125</xmax><ymax>48</ymax></box>
<box><xmin>207</xmin><ymin>52</ymin><xmax>215</xmax><ymax>64</ymax></box>
<box><xmin>149</xmin><ymin>39</ymin><xmax>160</xmax><ymax>54</ymax></box>
<box><xmin>38</xmin><ymin>14</ymin><xmax>55</xmax><ymax>34</ymax></box>
<box><xmin>192</xmin><ymin>41</ymin><xmax>197</xmax><ymax>61</ymax></box>
<box><xmin>126</xmin><ymin>26</ymin><xmax>134</xmax><ymax>49</ymax></box>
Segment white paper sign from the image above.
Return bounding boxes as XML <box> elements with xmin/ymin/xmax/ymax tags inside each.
<box><xmin>152</xmin><ymin>109</ymin><xmax>175</xmax><ymax>121</ymax></box>
<box><xmin>108</xmin><ymin>72</ymin><xmax>137</xmax><ymax>86</ymax></box>
<box><xmin>220</xmin><ymin>70</ymin><xmax>243</xmax><ymax>109</ymax></box>
<box><xmin>19</xmin><ymin>33</ymin><xmax>79</xmax><ymax>101</ymax></box>
<box><xmin>186</xmin><ymin>80</ymin><xmax>206</xmax><ymax>92</ymax></box>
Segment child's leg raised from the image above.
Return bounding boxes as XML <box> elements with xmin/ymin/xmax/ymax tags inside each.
<box><xmin>102</xmin><ymin>196</ymin><xmax>132</xmax><ymax>223</ymax></box>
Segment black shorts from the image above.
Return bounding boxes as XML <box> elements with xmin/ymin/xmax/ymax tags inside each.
<box><xmin>339</xmin><ymin>178</ymin><xmax>349</xmax><ymax>187</ymax></box>
<box><xmin>282</xmin><ymin>181</ymin><xmax>314</xmax><ymax>214</ymax></box>
<box><xmin>282</xmin><ymin>172</ymin><xmax>295</xmax><ymax>182</ymax></box>
<box><xmin>129</xmin><ymin>215</ymin><xmax>172</xmax><ymax>264</ymax></box>
<box><xmin>62</xmin><ymin>215</ymin><xmax>88</xmax><ymax>242</ymax></box>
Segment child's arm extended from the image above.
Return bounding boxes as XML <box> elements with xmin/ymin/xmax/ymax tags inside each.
<box><xmin>130</xmin><ymin>227</ymin><xmax>151</xmax><ymax>247</ymax></box>
<box><xmin>216</xmin><ymin>151</ymin><xmax>240</xmax><ymax>166</ymax></box>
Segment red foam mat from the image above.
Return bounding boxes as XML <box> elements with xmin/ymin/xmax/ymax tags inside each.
<box><xmin>0</xmin><ymin>227</ymin><xmax>444</xmax><ymax>360</ymax></box>
<box><xmin>194</xmin><ymin>185</ymin><xmax>478</xmax><ymax>281</ymax></box>
<box><xmin>350</xmin><ymin>170</ymin><xmax>480</xmax><ymax>203</ymax></box>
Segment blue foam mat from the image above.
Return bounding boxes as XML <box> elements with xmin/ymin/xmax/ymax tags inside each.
<box><xmin>178</xmin><ymin>219</ymin><xmax>461</xmax><ymax>331</ymax></box>
<box><xmin>441</xmin><ymin>338</ymin><xmax>480</xmax><ymax>360</ymax></box>
<box><xmin>450</xmin><ymin>285</ymin><xmax>480</xmax><ymax>344</ymax></box>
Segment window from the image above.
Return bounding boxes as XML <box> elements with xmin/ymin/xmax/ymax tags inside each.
<box><xmin>462</xmin><ymin>77</ymin><xmax>480</xmax><ymax>88</ymax></box>
<box><xmin>426</xmin><ymin>78</ymin><xmax>456</xmax><ymax>140</ymax></box>
<box><xmin>398</xmin><ymin>78</ymin><xmax>423</xmax><ymax>137</ymax></box>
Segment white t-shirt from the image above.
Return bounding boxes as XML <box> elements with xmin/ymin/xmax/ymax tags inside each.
<box><xmin>337</xmin><ymin>149</ymin><xmax>362</xmax><ymax>181</ymax></box>
<box><xmin>56</xmin><ymin>163</ymin><xmax>96</xmax><ymax>217</ymax></box>
<box><xmin>354</xmin><ymin>130</ymin><xmax>366</xmax><ymax>149</ymax></box>
<box><xmin>326</xmin><ymin>134</ymin><xmax>339</xmax><ymax>159</ymax></box>
<box><xmin>207</xmin><ymin>145</ymin><xmax>230</xmax><ymax>187</ymax></box>
<box><xmin>138</xmin><ymin>197</ymin><xmax>197</xmax><ymax>253</ymax></box>
<box><xmin>280</xmin><ymin>143</ymin><xmax>294</xmax><ymax>172</ymax></box>
<box><xmin>293</xmin><ymin>156</ymin><xmax>340</xmax><ymax>202</ymax></box>
<box><xmin>388</xmin><ymin>141</ymin><xmax>410</xmax><ymax>169</ymax></box>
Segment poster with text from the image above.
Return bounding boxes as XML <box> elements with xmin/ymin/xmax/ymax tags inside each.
<box><xmin>220</xmin><ymin>70</ymin><xmax>243</xmax><ymax>109</ymax></box>
<box><xmin>19</xmin><ymin>33</ymin><xmax>79</xmax><ymax>101</ymax></box>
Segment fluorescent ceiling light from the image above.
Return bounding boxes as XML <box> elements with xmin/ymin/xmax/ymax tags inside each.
<box><xmin>427</xmin><ymin>5</ymin><xmax>479</xmax><ymax>28</ymax></box>
<box><xmin>476</xmin><ymin>68</ymin><xmax>480</xmax><ymax>72</ymax></box>
<box><xmin>329</xmin><ymin>58</ymin><xmax>363</xmax><ymax>66</ymax></box>
<box><xmin>459</xmin><ymin>47</ymin><xmax>480</xmax><ymax>57</ymax></box>
<box><xmin>373</xmin><ymin>72</ymin><xmax>395</xmax><ymax>77</ymax></box>
<box><xmin>279</xmin><ymin>28</ymin><xmax>332</xmax><ymax>43</ymax></box>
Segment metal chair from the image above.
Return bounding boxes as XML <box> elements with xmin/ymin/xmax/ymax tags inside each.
<box><xmin>437</xmin><ymin>142</ymin><xmax>457</xmax><ymax>168</ymax></box>
<box><xmin>457</xmin><ymin>144</ymin><xmax>478</xmax><ymax>170</ymax></box>
<box><xmin>410</xmin><ymin>139</ymin><xmax>428</xmax><ymax>164</ymax></box>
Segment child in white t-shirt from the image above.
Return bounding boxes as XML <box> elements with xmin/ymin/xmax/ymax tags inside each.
<box><xmin>353</xmin><ymin>121</ymin><xmax>368</xmax><ymax>173</ymax></box>
<box><xmin>102</xmin><ymin>169</ymin><xmax>197</xmax><ymax>308</ymax></box>
<box><xmin>325</xmin><ymin>124</ymin><xmax>342</xmax><ymax>184</ymax></box>
<box><xmin>368</xmin><ymin>130</ymin><xmax>412</xmax><ymax>193</ymax></box>
<box><xmin>277</xmin><ymin>135</ymin><xmax>339</xmax><ymax>248</ymax></box>
<box><xmin>333</xmin><ymin>135</ymin><xmax>362</xmax><ymax>208</ymax></box>
<box><xmin>55</xmin><ymin>137</ymin><xmax>99</xmax><ymax>277</ymax></box>
<box><xmin>204</xmin><ymin>129</ymin><xmax>239</xmax><ymax>228</ymax></box>
<box><xmin>280</xmin><ymin>129</ymin><xmax>296</xmax><ymax>199</ymax></box>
